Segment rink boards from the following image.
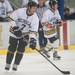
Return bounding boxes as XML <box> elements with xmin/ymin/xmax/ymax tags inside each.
<box><xmin>0</xmin><ymin>20</ymin><xmax>75</xmax><ymax>54</ymax></box>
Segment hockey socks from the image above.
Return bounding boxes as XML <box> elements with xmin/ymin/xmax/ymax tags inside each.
<box><xmin>5</xmin><ymin>51</ymin><xmax>14</xmax><ymax>70</ymax></box>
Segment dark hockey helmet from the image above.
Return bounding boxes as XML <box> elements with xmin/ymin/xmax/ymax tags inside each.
<box><xmin>27</xmin><ymin>1</ymin><xmax>38</xmax><ymax>8</ymax></box>
<box><xmin>49</xmin><ymin>0</ymin><xmax>58</xmax><ymax>6</ymax></box>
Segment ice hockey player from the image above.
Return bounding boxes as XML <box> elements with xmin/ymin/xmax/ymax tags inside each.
<box><xmin>41</xmin><ymin>0</ymin><xmax>62</xmax><ymax>60</ymax></box>
<box><xmin>5</xmin><ymin>1</ymin><xmax>39</xmax><ymax>71</ymax></box>
<box><xmin>36</xmin><ymin>0</ymin><xmax>51</xmax><ymax>58</ymax></box>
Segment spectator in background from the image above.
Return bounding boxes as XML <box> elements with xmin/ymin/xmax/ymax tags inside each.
<box><xmin>64</xmin><ymin>7</ymin><xmax>75</xmax><ymax>20</ymax></box>
<box><xmin>64</xmin><ymin>7</ymin><xmax>71</xmax><ymax>20</ymax></box>
<box><xmin>0</xmin><ymin>0</ymin><xmax>13</xmax><ymax>47</ymax></box>
<box><xmin>70</xmin><ymin>12</ymin><xmax>75</xmax><ymax>20</ymax></box>
<box><xmin>0</xmin><ymin>0</ymin><xmax>13</xmax><ymax>22</ymax></box>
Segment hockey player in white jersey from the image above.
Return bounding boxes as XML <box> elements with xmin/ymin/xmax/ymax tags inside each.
<box><xmin>36</xmin><ymin>0</ymin><xmax>51</xmax><ymax>58</ymax></box>
<box><xmin>41</xmin><ymin>0</ymin><xmax>62</xmax><ymax>59</ymax></box>
<box><xmin>5</xmin><ymin>1</ymin><xmax>39</xmax><ymax>71</ymax></box>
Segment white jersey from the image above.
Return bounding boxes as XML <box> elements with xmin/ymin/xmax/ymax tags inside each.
<box><xmin>36</xmin><ymin>5</ymin><xmax>48</xmax><ymax>21</ymax></box>
<box><xmin>0</xmin><ymin>0</ymin><xmax>13</xmax><ymax>18</ymax></box>
<box><xmin>10</xmin><ymin>8</ymin><xmax>39</xmax><ymax>38</ymax></box>
<box><xmin>41</xmin><ymin>9</ymin><xmax>61</xmax><ymax>38</ymax></box>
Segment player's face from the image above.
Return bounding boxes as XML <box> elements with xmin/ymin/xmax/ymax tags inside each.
<box><xmin>27</xmin><ymin>6</ymin><xmax>37</xmax><ymax>16</ymax></box>
<box><xmin>51</xmin><ymin>4</ymin><xmax>58</xmax><ymax>11</ymax></box>
<box><xmin>38</xmin><ymin>0</ymin><xmax>47</xmax><ymax>7</ymax></box>
<box><xmin>64</xmin><ymin>10</ymin><xmax>70</xmax><ymax>15</ymax></box>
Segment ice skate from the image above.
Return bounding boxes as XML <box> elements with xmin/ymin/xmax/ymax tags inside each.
<box><xmin>5</xmin><ymin>64</ymin><xmax>10</xmax><ymax>71</ymax></box>
<box><xmin>53</xmin><ymin>51</ymin><xmax>61</xmax><ymax>60</ymax></box>
<box><xmin>12</xmin><ymin>64</ymin><xmax>18</xmax><ymax>71</ymax></box>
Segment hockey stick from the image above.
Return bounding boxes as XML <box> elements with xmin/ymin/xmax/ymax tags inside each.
<box><xmin>35</xmin><ymin>48</ymin><xmax>70</xmax><ymax>74</ymax></box>
<box><xmin>7</xmin><ymin>16</ymin><xmax>14</xmax><ymax>21</ymax></box>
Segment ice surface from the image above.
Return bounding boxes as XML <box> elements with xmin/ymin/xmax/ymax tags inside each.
<box><xmin>0</xmin><ymin>50</ymin><xmax>75</xmax><ymax>75</ymax></box>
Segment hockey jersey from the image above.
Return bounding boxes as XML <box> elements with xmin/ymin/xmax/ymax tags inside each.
<box><xmin>10</xmin><ymin>8</ymin><xmax>39</xmax><ymax>38</ymax></box>
<box><xmin>41</xmin><ymin>9</ymin><xmax>61</xmax><ymax>38</ymax></box>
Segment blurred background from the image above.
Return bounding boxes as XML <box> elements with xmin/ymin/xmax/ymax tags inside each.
<box><xmin>0</xmin><ymin>0</ymin><xmax>75</xmax><ymax>54</ymax></box>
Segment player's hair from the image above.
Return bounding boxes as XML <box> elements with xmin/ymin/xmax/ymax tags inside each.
<box><xmin>49</xmin><ymin>0</ymin><xmax>58</xmax><ymax>6</ymax></box>
<box><xmin>27</xmin><ymin>1</ymin><xmax>38</xmax><ymax>8</ymax></box>
<box><xmin>64</xmin><ymin>7</ymin><xmax>70</xmax><ymax>12</ymax></box>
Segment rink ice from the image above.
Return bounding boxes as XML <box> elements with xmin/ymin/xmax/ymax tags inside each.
<box><xmin>0</xmin><ymin>50</ymin><xmax>75</xmax><ymax>75</ymax></box>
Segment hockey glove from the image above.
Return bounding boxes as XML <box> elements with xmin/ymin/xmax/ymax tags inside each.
<box><xmin>23</xmin><ymin>35</ymin><xmax>29</xmax><ymax>46</ymax></box>
<box><xmin>11</xmin><ymin>26</ymin><xmax>22</xmax><ymax>37</ymax></box>
<box><xmin>29</xmin><ymin>38</ymin><xmax>36</xmax><ymax>50</ymax></box>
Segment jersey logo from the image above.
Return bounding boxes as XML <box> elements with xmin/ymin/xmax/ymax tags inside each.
<box><xmin>15</xmin><ymin>18</ymin><xmax>31</xmax><ymax>30</ymax></box>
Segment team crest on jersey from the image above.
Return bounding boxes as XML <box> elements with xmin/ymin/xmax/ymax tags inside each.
<box><xmin>15</xmin><ymin>18</ymin><xmax>31</xmax><ymax>32</ymax></box>
<box><xmin>43</xmin><ymin>17</ymin><xmax>59</xmax><ymax>36</ymax></box>
<box><xmin>49</xmin><ymin>17</ymin><xmax>59</xmax><ymax>25</ymax></box>
<box><xmin>16</xmin><ymin>18</ymin><xmax>31</xmax><ymax>28</ymax></box>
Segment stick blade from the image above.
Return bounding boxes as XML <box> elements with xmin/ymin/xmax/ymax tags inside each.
<box><xmin>61</xmin><ymin>71</ymin><xmax>70</xmax><ymax>74</ymax></box>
